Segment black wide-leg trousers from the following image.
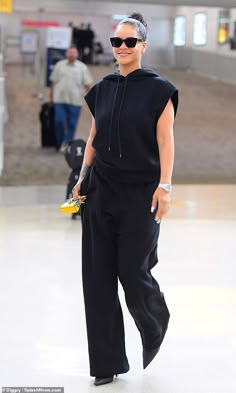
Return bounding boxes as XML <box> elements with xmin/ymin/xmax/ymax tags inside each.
<box><xmin>80</xmin><ymin>166</ymin><xmax>170</xmax><ymax>377</ymax></box>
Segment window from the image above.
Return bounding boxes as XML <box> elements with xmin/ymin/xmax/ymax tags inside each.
<box><xmin>173</xmin><ymin>16</ymin><xmax>186</xmax><ymax>46</ymax></box>
<box><xmin>193</xmin><ymin>12</ymin><xmax>207</xmax><ymax>46</ymax></box>
<box><xmin>217</xmin><ymin>9</ymin><xmax>230</xmax><ymax>45</ymax></box>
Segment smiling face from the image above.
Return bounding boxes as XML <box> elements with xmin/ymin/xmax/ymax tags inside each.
<box><xmin>112</xmin><ymin>23</ymin><xmax>147</xmax><ymax>69</ymax></box>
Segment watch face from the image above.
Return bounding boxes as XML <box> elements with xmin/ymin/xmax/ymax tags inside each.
<box><xmin>159</xmin><ymin>184</ymin><xmax>172</xmax><ymax>192</ymax></box>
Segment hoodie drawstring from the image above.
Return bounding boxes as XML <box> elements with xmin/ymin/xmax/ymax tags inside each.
<box><xmin>108</xmin><ymin>76</ymin><xmax>120</xmax><ymax>151</ymax></box>
<box><xmin>117</xmin><ymin>77</ymin><xmax>128</xmax><ymax>158</ymax></box>
<box><xmin>108</xmin><ymin>76</ymin><xmax>128</xmax><ymax>158</ymax></box>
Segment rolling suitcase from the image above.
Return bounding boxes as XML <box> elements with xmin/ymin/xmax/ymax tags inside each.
<box><xmin>39</xmin><ymin>103</ymin><xmax>57</xmax><ymax>147</ymax></box>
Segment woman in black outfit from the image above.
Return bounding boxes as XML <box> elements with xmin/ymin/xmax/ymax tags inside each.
<box><xmin>73</xmin><ymin>12</ymin><xmax>178</xmax><ymax>386</ymax></box>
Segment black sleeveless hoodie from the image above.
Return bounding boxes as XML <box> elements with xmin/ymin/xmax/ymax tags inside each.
<box><xmin>84</xmin><ymin>68</ymin><xmax>178</xmax><ymax>184</ymax></box>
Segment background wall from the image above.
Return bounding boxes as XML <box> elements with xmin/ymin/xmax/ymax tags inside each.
<box><xmin>1</xmin><ymin>2</ymin><xmax>236</xmax><ymax>83</ymax></box>
<box><xmin>174</xmin><ymin>6</ymin><xmax>236</xmax><ymax>83</ymax></box>
<box><xmin>0</xmin><ymin>1</ymin><xmax>176</xmax><ymax>67</ymax></box>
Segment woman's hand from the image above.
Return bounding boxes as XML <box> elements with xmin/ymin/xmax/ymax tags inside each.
<box><xmin>151</xmin><ymin>187</ymin><xmax>171</xmax><ymax>223</ymax></box>
<box><xmin>72</xmin><ymin>183</ymin><xmax>87</xmax><ymax>203</ymax></box>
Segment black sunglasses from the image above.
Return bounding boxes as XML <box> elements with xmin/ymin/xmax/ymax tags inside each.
<box><xmin>110</xmin><ymin>37</ymin><xmax>143</xmax><ymax>48</ymax></box>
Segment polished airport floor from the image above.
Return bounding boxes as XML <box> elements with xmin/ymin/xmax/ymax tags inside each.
<box><xmin>0</xmin><ymin>184</ymin><xmax>236</xmax><ymax>393</ymax></box>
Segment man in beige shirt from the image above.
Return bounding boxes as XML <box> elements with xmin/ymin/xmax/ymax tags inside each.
<box><xmin>50</xmin><ymin>47</ymin><xmax>93</xmax><ymax>150</ymax></box>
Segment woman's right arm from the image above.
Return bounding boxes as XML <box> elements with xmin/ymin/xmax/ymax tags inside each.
<box><xmin>72</xmin><ymin>117</ymin><xmax>96</xmax><ymax>198</ymax></box>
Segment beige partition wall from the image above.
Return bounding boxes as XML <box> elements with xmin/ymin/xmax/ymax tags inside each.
<box><xmin>0</xmin><ymin>53</ymin><xmax>6</xmax><ymax>176</ymax></box>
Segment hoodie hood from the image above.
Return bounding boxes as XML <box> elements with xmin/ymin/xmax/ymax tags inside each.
<box><xmin>103</xmin><ymin>67</ymin><xmax>159</xmax><ymax>81</ymax></box>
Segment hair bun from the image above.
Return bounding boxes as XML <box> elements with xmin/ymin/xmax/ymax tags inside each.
<box><xmin>128</xmin><ymin>12</ymin><xmax>147</xmax><ymax>28</ymax></box>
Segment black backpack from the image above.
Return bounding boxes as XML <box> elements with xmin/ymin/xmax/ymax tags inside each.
<box><xmin>64</xmin><ymin>139</ymin><xmax>86</xmax><ymax>170</ymax></box>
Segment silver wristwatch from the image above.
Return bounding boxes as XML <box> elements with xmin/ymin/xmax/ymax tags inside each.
<box><xmin>158</xmin><ymin>183</ymin><xmax>172</xmax><ymax>192</ymax></box>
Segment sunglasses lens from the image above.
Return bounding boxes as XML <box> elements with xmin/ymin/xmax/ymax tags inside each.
<box><xmin>125</xmin><ymin>38</ymin><xmax>137</xmax><ymax>48</ymax></box>
<box><xmin>110</xmin><ymin>37</ymin><xmax>122</xmax><ymax>47</ymax></box>
<box><xmin>110</xmin><ymin>37</ymin><xmax>142</xmax><ymax>48</ymax></box>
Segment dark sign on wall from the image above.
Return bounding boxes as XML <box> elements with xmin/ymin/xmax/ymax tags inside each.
<box><xmin>45</xmin><ymin>47</ymin><xmax>66</xmax><ymax>87</ymax></box>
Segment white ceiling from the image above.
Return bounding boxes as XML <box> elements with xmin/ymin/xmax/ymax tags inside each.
<box><xmin>82</xmin><ymin>0</ymin><xmax>236</xmax><ymax>7</ymax></box>
<box><xmin>12</xmin><ymin>0</ymin><xmax>236</xmax><ymax>14</ymax></box>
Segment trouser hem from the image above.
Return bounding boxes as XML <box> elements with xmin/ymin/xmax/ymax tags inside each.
<box><xmin>90</xmin><ymin>366</ymin><xmax>130</xmax><ymax>377</ymax></box>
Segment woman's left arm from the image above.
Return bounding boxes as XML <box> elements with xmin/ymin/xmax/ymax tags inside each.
<box><xmin>151</xmin><ymin>98</ymin><xmax>175</xmax><ymax>222</ymax></box>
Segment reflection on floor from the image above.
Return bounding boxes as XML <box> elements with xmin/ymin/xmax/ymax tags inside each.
<box><xmin>0</xmin><ymin>184</ymin><xmax>236</xmax><ymax>393</ymax></box>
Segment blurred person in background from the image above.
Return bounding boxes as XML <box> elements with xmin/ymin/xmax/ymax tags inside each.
<box><xmin>49</xmin><ymin>47</ymin><xmax>93</xmax><ymax>151</ymax></box>
<box><xmin>84</xmin><ymin>23</ymin><xmax>95</xmax><ymax>64</ymax></box>
<box><xmin>73</xmin><ymin>12</ymin><xmax>178</xmax><ymax>386</ymax></box>
<box><xmin>75</xmin><ymin>23</ymin><xmax>86</xmax><ymax>62</ymax></box>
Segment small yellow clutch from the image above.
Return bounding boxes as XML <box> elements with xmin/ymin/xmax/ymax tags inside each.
<box><xmin>60</xmin><ymin>196</ymin><xmax>85</xmax><ymax>214</ymax></box>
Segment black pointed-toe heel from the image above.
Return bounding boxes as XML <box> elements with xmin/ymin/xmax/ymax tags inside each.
<box><xmin>143</xmin><ymin>346</ymin><xmax>160</xmax><ymax>369</ymax></box>
<box><xmin>94</xmin><ymin>374</ymin><xmax>117</xmax><ymax>386</ymax></box>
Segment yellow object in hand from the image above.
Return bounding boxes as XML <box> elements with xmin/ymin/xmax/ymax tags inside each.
<box><xmin>60</xmin><ymin>196</ymin><xmax>85</xmax><ymax>214</ymax></box>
